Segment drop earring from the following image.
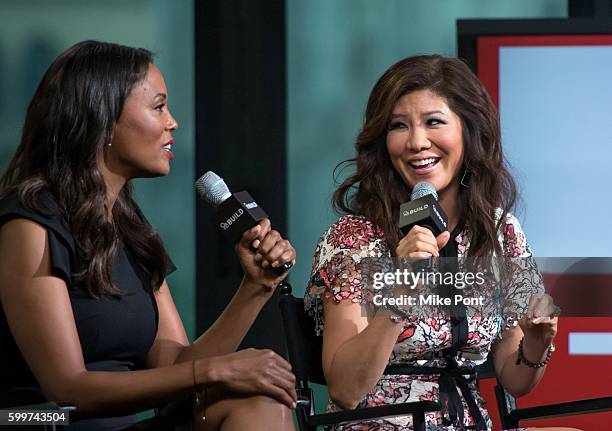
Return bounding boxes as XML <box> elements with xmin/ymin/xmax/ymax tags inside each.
<box><xmin>460</xmin><ymin>168</ymin><xmax>471</xmax><ymax>187</ymax></box>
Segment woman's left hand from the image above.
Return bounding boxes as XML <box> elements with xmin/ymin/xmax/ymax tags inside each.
<box><xmin>518</xmin><ymin>293</ymin><xmax>560</xmax><ymax>355</ymax></box>
<box><xmin>235</xmin><ymin>218</ymin><xmax>296</xmax><ymax>294</ymax></box>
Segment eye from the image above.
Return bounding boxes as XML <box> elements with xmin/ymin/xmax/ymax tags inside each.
<box><xmin>155</xmin><ymin>103</ymin><xmax>166</xmax><ymax>112</ymax></box>
<box><xmin>387</xmin><ymin>121</ymin><xmax>407</xmax><ymax>131</ymax></box>
<box><xmin>427</xmin><ymin>118</ymin><xmax>446</xmax><ymax>126</ymax></box>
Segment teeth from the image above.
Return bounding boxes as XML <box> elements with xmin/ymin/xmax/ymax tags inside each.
<box><xmin>163</xmin><ymin>144</ymin><xmax>172</xmax><ymax>150</ymax></box>
<box><xmin>410</xmin><ymin>158</ymin><xmax>437</xmax><ymax>167</ymax></box>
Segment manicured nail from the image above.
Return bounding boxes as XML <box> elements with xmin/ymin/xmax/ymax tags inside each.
<box><xmin>252</xmin><ymin>239</ymin><xmax>260</xmax><ymax>249</ymax></box>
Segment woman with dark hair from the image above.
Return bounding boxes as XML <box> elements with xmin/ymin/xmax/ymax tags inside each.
<box><xmin>304</xmin><ymin>55</ymin><xmax>576</xmax><ymax>430</ymax></box>
<box><xmin>0</xmin><ymin>41</ymin><xmax>296</xmax><ymax>431</ymax></box>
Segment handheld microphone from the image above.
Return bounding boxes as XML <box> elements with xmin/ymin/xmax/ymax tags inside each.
<box><xmin>195</xmin><ymin>171</ymin><xmax>292</xmax><ymax>273</ymax></box>
<box><xmin>398</xmin><ymin>182</ymin><xmax>448</xmax><ymax>236</ymax></box>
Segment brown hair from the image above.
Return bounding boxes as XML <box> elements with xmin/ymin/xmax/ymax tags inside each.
<box><xmin>333</xmin><ymin>55</ymin><xmax>517</xmax><ymax>257</ymax></box>
<box><xmin>0</xmin><ymin>40</ymin><xmax>169</xmax><ymax>297</ymax></box>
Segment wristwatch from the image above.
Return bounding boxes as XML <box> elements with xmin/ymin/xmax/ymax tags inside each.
<box><xmin>385</xmin><ymin>303</ymin><xmax>408</xmax><ymax>324</ymax></box>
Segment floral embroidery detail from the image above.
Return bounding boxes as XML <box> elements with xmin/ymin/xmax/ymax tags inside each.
<box><xmin>502</xmin><ymin>218</ymin><xmax>527</xmax><ymax>257</ymax></box>
<box><xmin>327</xmin><ymin>216</ymin><xmax>385</xmax><ymax>249</ymax></box>
<box><xmin>397</xmin><ymin>325</ymin><xmax>416</xmax><ymax>343</ymax></box>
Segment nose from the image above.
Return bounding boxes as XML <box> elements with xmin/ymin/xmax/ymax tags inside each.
<box><xmin>166</xmin><ymin>110</ymin><xmax>179</xmax><ymax>131</ymax></box>
<box><xmin>406</xmin><ymin>126</ymin><xmax>430</xmax><ymax>152</ymax></box>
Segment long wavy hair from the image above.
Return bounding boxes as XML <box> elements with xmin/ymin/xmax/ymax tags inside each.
<box><xmin>0</xmin><ymin>40</ymin><xmax>169</xmax><ymax>296</ymax></box>
<box><xmin>333</xmin><ymin>55</ymin><xmax>517</xmax><ymax>257</ymax></box>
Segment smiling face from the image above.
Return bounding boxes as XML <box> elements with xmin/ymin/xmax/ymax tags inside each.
<box><xmin>386</xmin><ymin>89</ymin><xmax>464</xmax><ymax>204</ymax></box>
<box><xmin>104</xmin><ymin>63</ymin><xmax>178</xmax><ymax>180</ymax></box>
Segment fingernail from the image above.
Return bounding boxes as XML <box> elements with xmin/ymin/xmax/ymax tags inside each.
<box><xmin>271</xmin><ymin>261</ymin><xmax>279</xmax><ymax>268</ymax></box>
<box><xmin>252</xmin><ymin>239</ymin><xmax>260</xmax><ymax>249</ymax></box>
<box><xmin>292</xmin><ymin>402</ymin><xmax>296</xmax><ymax>409</ymax></box>
<box><xmin>261</xmin><ymin>261</ymin><xmax>269</xmax><ymax>268</ymax></box>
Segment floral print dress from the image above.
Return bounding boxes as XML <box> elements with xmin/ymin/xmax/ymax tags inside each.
<box><xmin>304</xmin><ymin>213</ymin><xmax>543</xmax><ymax>431</ymax></box>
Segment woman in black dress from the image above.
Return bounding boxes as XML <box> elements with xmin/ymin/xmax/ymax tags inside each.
<box><xmin>0</xmin><ymin>40</ymin><xmax>296</xmax><ymax>431</ymax></box>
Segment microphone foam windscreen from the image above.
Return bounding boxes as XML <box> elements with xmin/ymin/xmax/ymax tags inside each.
<box><xmin>195</xmin><ymin>171</ymin><xmax>232</xmax><ymax>207</ymax></box>
<box><xmin>411</xmin><ymin>182</ymin><xmax>438</xmax><ymax>201</ymax></box>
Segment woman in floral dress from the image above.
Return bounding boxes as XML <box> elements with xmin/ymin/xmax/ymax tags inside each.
<box><xmin>304</xmin><ymin>55</ymin><xmax>579</xmax><ymax>431</ymax></box>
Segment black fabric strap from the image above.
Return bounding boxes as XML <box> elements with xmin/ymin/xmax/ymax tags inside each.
<box><xmin>385</xmin><ymin>225</ymin><xmax>488</xmax><ymax>430</ymax></box>
<box><xmin>439</xmin><ymin>223</ymin><xmax>468</xmax><ymax>356</ymax></box>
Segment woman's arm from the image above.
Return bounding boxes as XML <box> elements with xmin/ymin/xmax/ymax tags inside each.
<box><xmin>0</xmin><ymin>218</ymin><xmax>296</xmax><ymax>418</ymax></box>
<box><xmin>322</xmin><ymin>225</ymin><xmax>450</xmax><ymax>409</ymax></box>
<box><xmin>322</xmin><ymin>301</ymin><xmax>404</xmax><ymax>409</ymax></box>
<box><xmin>492</xmin><ymin>326</ymin><xmax>546</xmax><ymax>397</ymax></box>
<box><xmin>493</xmin><ymin>295</ymin><xmax>558</xmax><ymax>397</ymax></box>
<box><xmin>146</xmin><ymin>218</ymin><xmax>296</xmax><ymax>366</ymax></box>
<box><xmin>146</xmin><ymin>278</ymin><xmax>276</xmax><ymax>368</ymax></box>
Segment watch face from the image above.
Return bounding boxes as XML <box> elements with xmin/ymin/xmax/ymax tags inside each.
<box><xmin>388</xmin><ymin>314</ymin><xmax>404</xmax><ymax>324</ymax></box>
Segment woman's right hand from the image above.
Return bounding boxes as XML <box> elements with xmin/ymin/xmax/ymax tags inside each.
<box><xmin>395</xmin><ymin>225</ymin><xmax>450</xmax><ymax>258</ymax></box>
<box><xmin>205</xmin><ymin>348</ymin><xmax>297</xmax><ymax>409</ymax></box>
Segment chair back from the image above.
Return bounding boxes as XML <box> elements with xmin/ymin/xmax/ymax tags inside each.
<box><xmin>278</xmin><ymin>283</ymin><xmax>325</xmax><ymax>387</ymax></box>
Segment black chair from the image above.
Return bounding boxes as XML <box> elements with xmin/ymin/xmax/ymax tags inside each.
<box><xmin>278</xmin><ymin>282</ymin><xmax>441</xmax><ymax>431</ymax></box>
<box><xmin>457</xmin><ymin>334</ymin><xmax>612</xmax><ymax>428</ymax></box>
<box><xmin>472</xmin><ymin>334</ymin><xmax>612</xmax><ymax>428</ymax></box>
<box><xmin>494</xmin><ymin>383</ymin><xmax>612</xmax><ymax>429</ymax></box>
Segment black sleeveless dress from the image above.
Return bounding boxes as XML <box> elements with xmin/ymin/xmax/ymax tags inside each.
<box><xmin>0</xmin><ymin>190</ymin><xmax>175</xmax><ymax>430</ymax></box>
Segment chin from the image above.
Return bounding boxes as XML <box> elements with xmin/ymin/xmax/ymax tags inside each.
<box><xmin>138</xmin><ymin>166</ymin><xmax>170</xmax><ymax>178</ymax></box>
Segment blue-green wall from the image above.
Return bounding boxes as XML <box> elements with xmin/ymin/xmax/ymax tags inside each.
<box><xmin>0</xmin><ymin>0</ymin><xmax>195</xmax><ymax>339</ymax></box>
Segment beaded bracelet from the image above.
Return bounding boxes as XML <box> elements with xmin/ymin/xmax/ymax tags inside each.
<box><xmin>515</xmin><ymin>337</ymin><xmax>555</xmax><ymax>368</ymax></box>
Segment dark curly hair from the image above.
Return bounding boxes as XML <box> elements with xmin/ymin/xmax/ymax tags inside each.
<box><xmin>333</xmin><ymin>55</ymin><xmax>517</xmax><ymax>257</ymax></box>
<box><xmin>0</xmin><ymin>40</ymin><xmax>170</xmax><ymax>296</ymax></box>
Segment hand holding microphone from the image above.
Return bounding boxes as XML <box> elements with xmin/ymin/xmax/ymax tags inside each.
<box><xmin>396</xmin><ymin>182</ymin><xmax>450</xmax><ymax>258</ymax></box>
<box><xmin>236</xmin><ymin>218</ymin><xmax>295</xmax><ymax>292</ymax></box>
<box><xmin>195</xmin><ymin>171</ymin><xmax>295</xmax><ymax>293</ymax></box>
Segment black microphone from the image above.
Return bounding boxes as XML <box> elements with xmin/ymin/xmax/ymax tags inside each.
<box><xmin>195</xmin><ymin>171</ymin><xmax>292</xmax><ymax>273</ymax></box>
<box><xmin>398</xmin><ymin>182</ymin><xmax>448</xmax><ymax>236</ymax></box>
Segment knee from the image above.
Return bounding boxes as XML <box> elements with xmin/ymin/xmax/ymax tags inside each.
<box><xmin>204</xmin><ymin>395</ymin><xmax>291</xmax><ymax>423</ymax></box>
<box><xmin>234</xmin><ymin>395</ymin><xmax>291</xmax><ymax>417</ymax></box>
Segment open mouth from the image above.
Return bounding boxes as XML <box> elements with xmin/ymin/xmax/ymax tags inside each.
<box><xmin>162</xmin><ymin>143</ymin><xmax>174</xmax><ymax>160</ymax></box>
<box><xmin>408</xmin><ymin>157</ymin><xmax>440</xmax><ymax>170</ymax></box>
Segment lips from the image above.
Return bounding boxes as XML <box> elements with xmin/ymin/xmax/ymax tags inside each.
<box><xmin>407</xmin><ymin>157</ymin><xmax>440</xmax><ymax>173</ymax></box>
<box><xmin>162</xmin><ymin>138</ymin><xmax>174</xmax><ymax>160</ymax></box>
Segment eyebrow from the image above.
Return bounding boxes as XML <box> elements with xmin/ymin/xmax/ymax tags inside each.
<box><xmin>390</xmin><ymin>110</ymin><xmax>447</xmax><ymax>118</ymax></box>
<box><xmin>153</xmin><ymin>92</ymin><xmax>167</xmax><ymax>100</ymax></box>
